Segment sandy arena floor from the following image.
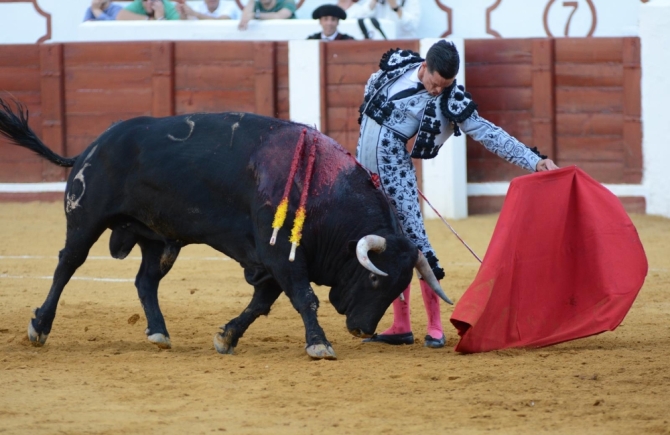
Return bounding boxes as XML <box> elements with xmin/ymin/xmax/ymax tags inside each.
<box><xmin>0</xmin><ymin>202</ymin><xmax>668</xmax><ymax>435</ymax></box>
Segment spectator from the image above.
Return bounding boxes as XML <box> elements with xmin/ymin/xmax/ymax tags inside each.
<box><xmin>337</xmin><ymin>0</ymin><xmax>371</xmax><ymax>19</ymax></box>
<box><xmin>116</xmin><ymin>0</ymin><xmax>181</xmax><ymax>20</ymax></box>
<box><xmin>366</xmin><ymin>0</ymin><xmax>419</xmax><ymax>39</ymax></box>
<box><xmin>238</xmin><ymin>0</ymin><xmax>296</xmax><ymax>30</ymax></box>
<box><xmin>178</xmin><ymin>0</ymin><xmax>241</xmax><ymax>20</ymax></box>
<box><xmin>83</xmin><ymin>0</ymin><xmax>123</xmax><ymax>21</ymax></box>
<box><xmin>307</xmin><ymin>5</ymin><xmax>354</xmax><ymax>40</ymax></box>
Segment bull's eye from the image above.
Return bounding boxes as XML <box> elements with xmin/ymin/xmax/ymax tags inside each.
<box><xmin>369</xmin><ymin>272</ymin><xmax>379</xmax><ymax>288</ymax></box>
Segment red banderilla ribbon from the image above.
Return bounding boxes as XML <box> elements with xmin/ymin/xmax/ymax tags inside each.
<box><xmin>288</xmin><ymin>137</ymin><xmax>317</xmax><ymax>262</ymax></box>
<box><xmin>270</xmin><ymin>128</ymin><xmax>307</xmax><ymax>245</ymax></box>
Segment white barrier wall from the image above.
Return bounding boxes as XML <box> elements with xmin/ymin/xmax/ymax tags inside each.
<box><xmin>288</xmin><ymin>40</ymin><xmax>321</xmax><ymax>130</ymax></box>
<box><xmin>0</xmin><ymin>0</ymin><xmax>646</xmax><ymax>45</ymax></box>
<box><xmin>640</xmin><ymin>1</ymin><xmax>670</xmax><ymax>218</ymax></box>
<box><xmin>78</xmin><ymin>16</ymin><xmax>395</xmax><ymax>42</ymax></box>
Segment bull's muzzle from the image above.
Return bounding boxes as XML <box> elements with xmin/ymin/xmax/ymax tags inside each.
<box><xmin>348</xmin><ymin>328</ymin><xmax>373</xmax><ymax>339</ymax></box>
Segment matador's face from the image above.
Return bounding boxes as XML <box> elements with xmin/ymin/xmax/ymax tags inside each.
<box><xmin>418</xmin><ymin>62</ymin><xmax>455</xmax><ymax>97</ymax></box>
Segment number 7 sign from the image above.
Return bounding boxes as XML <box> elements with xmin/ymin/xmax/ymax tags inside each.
<box><xmin>543</xmin><ymin>0</ymin><xmax>596</xmax><ymax>37</ymax></box>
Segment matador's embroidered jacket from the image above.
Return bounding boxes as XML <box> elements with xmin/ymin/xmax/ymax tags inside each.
<box><xmin>358</xmin><ymin>48</ymin><xmax>546</xmax><ymax>170</ymax></box>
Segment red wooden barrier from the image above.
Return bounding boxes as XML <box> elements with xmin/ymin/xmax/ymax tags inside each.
<box><xmin>467</xmin><ymin>37</ymin><xmax>643</xmax><ymax>214</ymax></box>
<box><xmin>276</xmin><ymin>42</ymin><xmax>289</xmax><ymax>120</ymax></box>
<box><xmin>0</xmin><ymin>45</ymin><xmax>44</xmax><ymax>182</ymax></box>
<box><xmin>0</xmin><ymin>39</ymin><xmax>644</xmax><ymax>214</ymax></box>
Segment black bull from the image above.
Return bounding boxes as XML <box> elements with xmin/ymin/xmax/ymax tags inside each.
<box><xmin>0</xmin><ymin>99</ymin><xmax>451</xmax><ymax>359</ymax></box>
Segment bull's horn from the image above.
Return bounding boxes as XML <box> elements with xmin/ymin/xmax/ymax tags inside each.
<box><xmin>415</xmin><ymin>251</ymin><xmax>453</xmax><ymax>305</ymax></box>
<box><xmin>356</xmin><ymin>235</ymin><xmax>388</xmax><ymax>277</ymax></box>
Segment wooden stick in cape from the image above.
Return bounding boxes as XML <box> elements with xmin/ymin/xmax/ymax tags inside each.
<box><xmin>270</xmin><ymin>128</ymin><xmax>307</xmax><ymax>245</ymax></box>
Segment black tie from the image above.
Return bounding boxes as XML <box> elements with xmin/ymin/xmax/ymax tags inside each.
<box><xmin>388</xmin><ymin>83</ymin><xmax>425</xmax><ymax>102</ymax></box>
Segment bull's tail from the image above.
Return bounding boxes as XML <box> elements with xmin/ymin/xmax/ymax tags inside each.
<box><xmin>0</xmin><ymin>98</ymin><xmax>76</xmax><ymax>167</ymax></box>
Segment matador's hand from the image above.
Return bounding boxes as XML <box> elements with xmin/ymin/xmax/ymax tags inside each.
<box><xmin>536</xmin><ymin>159</ymin><xmax>559</xmax><ymax>171</ymax></box>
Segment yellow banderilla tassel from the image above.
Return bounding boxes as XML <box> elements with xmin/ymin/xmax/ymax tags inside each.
<box><xmin>288</xmin><ymin>207</ymin><xmax>306</xmax><ymax>261</ymax></box>
<box><xmin>270</xmin><ymin>198</ymin><xmax>288</xmax><ymax>246</ymax></box>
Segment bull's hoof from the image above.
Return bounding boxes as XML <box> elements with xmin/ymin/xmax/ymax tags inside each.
<box><xmin>27</xmin><ymin>321</ymin><xmax>48</xmax><ymax>346</ymax></box>
<box><xmin>305</xmin><ymin>344</ymin><xmax>337</xmax><ymax>360</ymax></box>
<box><xmin>213</xmin><ymin>332</ymin><xmax>235</xmax><ymax>355</ymax></box>
<box><xmin>147</xmin><ymin>333</ymin><xmax>171</xmax><ymax>349</ymax></box>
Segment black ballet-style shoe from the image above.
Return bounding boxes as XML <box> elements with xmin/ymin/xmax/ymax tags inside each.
<box><xmin>423</xmin><ymin>334</ymin><xmax>446</xmax><ymax>348</ymax></box>
<box><xmin>362</xmin><ymin>332</ymin><xmax>415</xmax><ymax>345</ymax></box>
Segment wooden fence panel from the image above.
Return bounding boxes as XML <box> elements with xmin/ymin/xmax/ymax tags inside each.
<box><xmin>276</xmin><ymin>42</ymin><xmax>289</xmax><ymax>120</ymax></box>
<box><xmin>39</xmin><ymin>43</ymin><xmax>66</xmax><ymax>181</ymax></box>
<box><xmin>554</xmin><ymin>37</ymin><xmax>630</xmax><ymax>183</ymax></box>
<box><xmin>554</xmin><ymin>38</ymin><xmax>623</xmax><ymax>63</ymax></box>
<box><xmin>466</xmin><ymin>37</ymin><xmax>642</xmax><ymax>188</ymax></box>
<box><xmin>532</xmin><ymin>39</ymin><xmax>555</xmax><ymax>165</ymax></box>
<box><xmin>152</xmin><ymin>41</ymin><xmax>174</xmax><ymax>118</ymax></box>
<box><xmin>465</xmin><ymin>39</ymin><xmax>534</xmax><ymax>64</ymax></box>
<box><xmin>174</xmin><ymin>41</ymin><xmax>254</xmax><ymax>115</ymax></box>
<box><xmin>467</xmin><ymin>63</ymin><xmax>532</xmax><ymax>88</ymax></box>
<box><xmin>0</xmin><ymin>38</ymin><xmax>644</xmax><ymax>205</ymax></box>
<box><xmin>254</xmin><ymin>41</ymin><xmax>276</xmax><ymax>118</ymax></box>
<box><xmin>174</xmin><ymin>41</ymin><xmax>276</xmax><ymax>117</ymax></box>
<box><xmin>556</xmin><ymin>113</ymin><xmax>623</xmax><ymax>136</ymax></box>
<box><xmin>465</xmin><ymin>39</ymin><xmax>535</xmax><ymax>183</ymax></box>
<box><xmin>555</xmin><ymin>63</ymin><xmax>623</xmax><ymax>87</ymax></box>
<box><xmin>0</xmin><ymin>44</ymin><xmax>45</xmax><ymax>182</ymax></box>
<box><xmin>622</xmin><ymin>37</ymin><xmax>642</xmax><ymax>183</ymax></box>
<box><xmin>63</xmin><ymin>42</ymin><xmax>155</xmax><ymax>156</ymax></box>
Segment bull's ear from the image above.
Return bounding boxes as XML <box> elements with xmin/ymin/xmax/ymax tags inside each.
<box><xmin>346</xmin><ymin>240</ymin><xmax>358</xmax><ymax>255</ymax></box>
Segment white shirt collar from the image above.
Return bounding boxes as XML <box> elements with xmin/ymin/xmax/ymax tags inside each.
<box><xmin>409</xmin><ymin>65</ymin><xmax>421</xmax><ymax>83</ymax></box>
<box><xmin>322</xmin><ymin>31</ymin><xmax>339</xmax><ymax>41</ymax></box>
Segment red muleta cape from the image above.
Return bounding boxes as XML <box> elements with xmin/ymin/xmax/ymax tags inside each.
<box><xmin>450</xmin><ymin>166</ymin><xmax>647</xmax><ymax>353</ymax></box>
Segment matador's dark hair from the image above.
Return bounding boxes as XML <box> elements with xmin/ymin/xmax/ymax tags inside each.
<box><xmin>425</xmin><ymin>40</ymin><xmax>459</xmax><ymax>80</ymax></box>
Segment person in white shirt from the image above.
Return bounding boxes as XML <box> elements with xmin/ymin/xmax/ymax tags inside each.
<box><xmin>177</xmin><ymin>0</ymin><xmax>241</xmax><ymax>19</ymax></box>
<box><xmin>337</xmin><ymin>0</ymin><xmax>371</xmax><ymax>19</ymax></box>
<box><xmin>365</xmin><ymin>0</ymin><xmax>419</xmax><ymax>39</ymax></box>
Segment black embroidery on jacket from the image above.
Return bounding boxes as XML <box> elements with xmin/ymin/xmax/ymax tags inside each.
<box><xmin>363</xmin><ymin>93</ymin><xmax>395</xmax><ymax>126</ymax></box>
<box><xmin>439</xmin><ymin>80</ymin><xmax>478</xmax><ymax>137</ymax></box>
<box><xmin>529</xmin><ymin>146</ymin><xmax>548</xmax><ymax>160</ymax></box>
<box><xmin>412</xmin><ymin>117</ymin><xmax>442</xmax><ymax>159</ymax></box>
<box><xmin>423</xmin><ymin>251</ymin><xmax>445</xmax><ymax>280</ymax></box>
<box><xmin>379</xmin><ymin>48</ymin><xmax>423</xmax><ymax>71</ymax></box>
<box><xmin>359</xmin><ymin>49</ymin><xmax>424</xmax><ymax>125</ymax></box>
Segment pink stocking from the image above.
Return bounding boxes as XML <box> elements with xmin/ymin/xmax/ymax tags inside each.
<box><xmin>379</xmin><ymin>284</ymin><xmax>412</xmax><ymax>335</ymax></box>
<box><xmin>420</xmin><ymin>279</ymin><xmax>443</xmax><ymax>339</ymax></box>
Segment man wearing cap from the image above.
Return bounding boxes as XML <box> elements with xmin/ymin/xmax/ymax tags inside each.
<box><xmin>307</xmin><ymin>5</ymin><xmax>355</xmax><ymax>41</ymax></box>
